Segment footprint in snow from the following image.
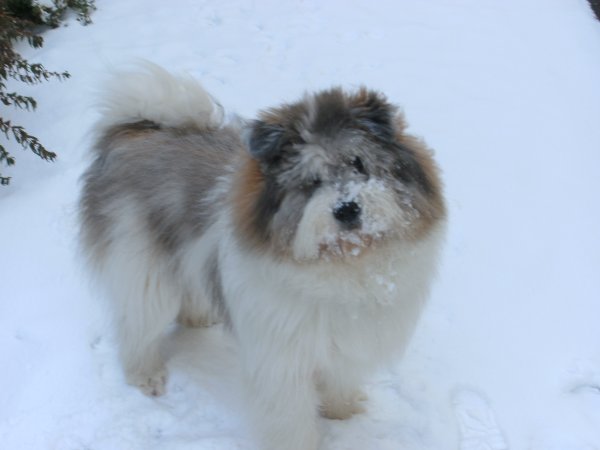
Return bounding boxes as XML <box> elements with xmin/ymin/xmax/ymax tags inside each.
<box><xmin>452</xmin><ymin>388</ymin><xmax>508</xmax><ymax>450</ymax></box>
<box><xmin>565</xmin><ymin>359</ymin><xmax>600</xmax><ymax>395</ymax></box>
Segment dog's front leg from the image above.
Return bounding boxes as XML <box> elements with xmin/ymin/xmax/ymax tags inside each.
<box><xmin>240</xmin><ymin>341</ymin><xmax>321</xmax><ymax>450</ymax></box>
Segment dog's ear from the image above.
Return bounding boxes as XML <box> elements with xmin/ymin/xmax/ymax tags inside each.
<box><xmin>247</xmin><ymin>120</ymin><xmax>285</xmax><ymax>162</ymax></box>
<box><xmin>350</xmin><ymin>89</ymin><xmax>396</xmax><ymax>143</ymax></box>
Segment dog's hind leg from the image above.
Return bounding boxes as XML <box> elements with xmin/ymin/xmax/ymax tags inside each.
<box><xmin>177</xmin><ymin>239</ymin><xmax>224</xmax><ymax>328</ymax></box>
<box><xmin>118</xmin><ymin>283</ymin><xmax>179</xmax><ymax>397</ymax></box>
<box><xmin>104</xmin><ymin>246</ymin><xmax>180</xmax><ymax>397</ymax></box>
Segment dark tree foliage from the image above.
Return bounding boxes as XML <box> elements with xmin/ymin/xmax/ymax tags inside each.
<box><xmin>0</xmin><ymin>0</ymin><xmax>96</xmax><ymax>185</ymax></box>
<box><xmin>589</xmin><ymin>0</ymin><xmax>600</xmax><ymax>21</ymax></box>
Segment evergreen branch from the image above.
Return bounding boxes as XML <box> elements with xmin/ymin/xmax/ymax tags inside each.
<box><xmin>11</xmin><ymin>125</ymin><xmax>57</xmax><ymax>161</ymax></box>
<box><xmin>0</xmin><ymin>143</ymin><xmax>16</xmax><ymax>166</ymax></box>
<box><xmin>1</xmin><ymin>143</ymin><xmax>16</xmax><ymax>186</ymax></box>
<box><xmin>8</xmin><ymin>59</ymin><xmax>70</xmax><ymax>84</ymax></box>
<box><xmin>0</xmin><ymin>118</ymin><xmax>56</xmax><ymax>161</ymax></box>
<box><xmin>1</xmin><ymin>91</ymin><xmax>37</xmax><ymax>110</ymax></box>
<box><xmin>0</xmin><ymin>117</ymin><xmax>11</xmax><ymax>139</ymax></box>
<box><xmin>0</xmin><ymin>0</ymin><xmax>94</xmax><ymax>185</ymax></box>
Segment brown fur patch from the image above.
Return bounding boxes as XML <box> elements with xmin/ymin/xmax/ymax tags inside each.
<box><xmin>318</xmin><ymin>234</ymin><xmax>375</xmax><ymax>260</ymax></box>
<box><xmin>394</xmin><ymin>115</ymin><xmax>447</xmax><ymax>240</ymax></box>
<box><xmin>347</xmin><ymin>86</ymin><xmax>389</xmax><ymax>110</ymax></box>
<box><xmin>107</xmin><ymin>120</ymin><xmax>160</xmax><ymax>139</ymax></box>
<box><xmin>95</xmin><ymin>120</ymin><xmax>160</xmax><ymax>155</ymax></box>
<box><xmin>230</xmin><ymin>154</ymin><xmax>270</xmax><ymax>252</ymax></box>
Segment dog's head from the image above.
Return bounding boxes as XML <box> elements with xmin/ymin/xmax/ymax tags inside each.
<box><xmin>232</xmin><ymin>87</ymin><xmax>445</xmax><ymax>261</ymax></box>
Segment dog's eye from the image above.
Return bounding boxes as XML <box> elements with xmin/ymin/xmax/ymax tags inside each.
<box><xmin>302</xmin><ymin>176</ymin><xmax>322</xmax><ymax>191</ymax></box>
<box><xmin>393</xmin><ymin>161</ymin><xmax>413</xmax><ymax>184</ymax></box>
<box><xmin>351</xmin><ymin>156</ymin><xmax>367</xmax><ymax>175</ymax></box>
<box><xmin>285</xmin><ymin>135</ymin><xmax>305</xmax><ymax>148</ymax></box>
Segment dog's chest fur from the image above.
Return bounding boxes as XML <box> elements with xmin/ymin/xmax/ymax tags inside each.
<box><xmin>197</xmin><ymin>213</ymin><xmax>445</xmax><ymax>370</ymax></box>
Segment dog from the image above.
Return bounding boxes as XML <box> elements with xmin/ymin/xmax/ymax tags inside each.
<box><xmin>79</xmin><ymin>62</ymin><xmax>446</xmax><ymax>450</ymax></box>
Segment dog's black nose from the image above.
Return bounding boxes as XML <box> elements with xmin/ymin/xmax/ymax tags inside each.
<box><xmin>333</xmin><ymin>201</ymin><xmax>361</xmax><ymax>227</ymax></box>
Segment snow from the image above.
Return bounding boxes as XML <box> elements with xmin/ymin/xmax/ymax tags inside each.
<box><xmin>2</xmin><ymin>0</ymin><xmax>600</xmax><ymax>449</ymax></box>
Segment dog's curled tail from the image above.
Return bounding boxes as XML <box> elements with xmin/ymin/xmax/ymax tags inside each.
<box><xmin>95</xmin><ymin>61</ymin><xmax>223</xmax><ymax>131</ymax></box>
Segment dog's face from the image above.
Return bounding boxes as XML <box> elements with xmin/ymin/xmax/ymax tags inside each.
<box><xmin>232</xmin><ymin>88</ymin><xmax>445</xmax><ymax>261</ymax></box>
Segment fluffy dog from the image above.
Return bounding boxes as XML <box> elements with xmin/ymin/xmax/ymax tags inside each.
<box><xmin>80</xmin><ymin>63</ymin><xmax>446</xmax><ymax>450</ymax></box>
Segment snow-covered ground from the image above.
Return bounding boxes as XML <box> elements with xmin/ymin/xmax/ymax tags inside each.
<box><xmin>2</xmin><ymin>1</ymin><xmax>600</xmax><ymax>449</ymax></box>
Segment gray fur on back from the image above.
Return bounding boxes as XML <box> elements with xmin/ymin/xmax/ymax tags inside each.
<box><xmin>80</xmin><ymin>122</ymin><xmax>241</xmax><ymax>259</ymax></box>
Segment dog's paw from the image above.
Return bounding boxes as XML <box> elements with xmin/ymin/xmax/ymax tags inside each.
<box><xmin>320</xmin><ymin>391</ymin><xmax>367</xmax><ymax>420</ymax></box>
<box><xmin>129</xmin><ymin>367</ymin><xmax>168</xmax><ymax>397</ymax></box>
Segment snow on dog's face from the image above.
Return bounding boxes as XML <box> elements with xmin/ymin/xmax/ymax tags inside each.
<box><xmin>232</xmin><ymin>88</ymin><xmax>446</xmax><ymax>261</ymax></box>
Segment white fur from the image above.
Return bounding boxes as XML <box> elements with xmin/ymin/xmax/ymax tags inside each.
<box><xmin>96</xmin><ymin>61</ymin><xmax>223</xmax><ymax>130</ymax></box>
<box><xmin>292</xmin><ymin>186</ymin><xmax>339</xmax><ymax>260</ymax></box>
<box><xmin>218</xmin><ymin>217</ymin><xmax>445</xmax><ymax>450</ymax></box>
<box><xmin>93</xmin><ymin>194</ymin><xmax>444</xmax><ymax>449</ymax></box>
